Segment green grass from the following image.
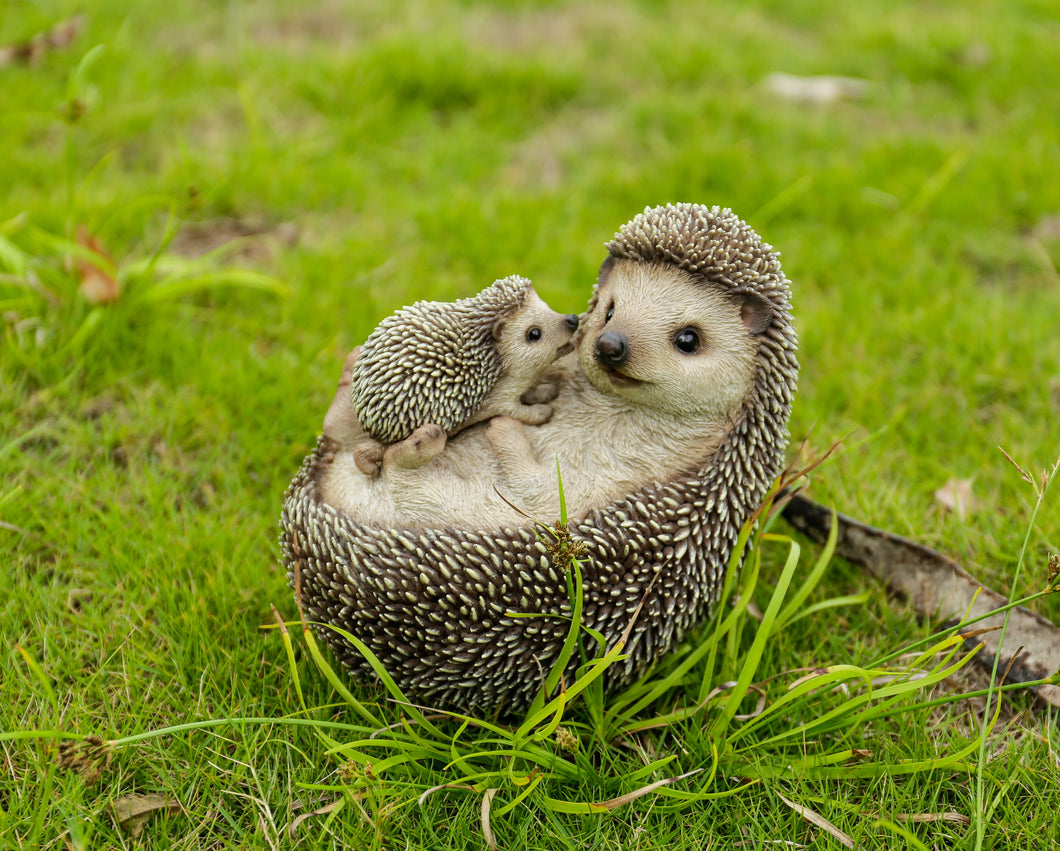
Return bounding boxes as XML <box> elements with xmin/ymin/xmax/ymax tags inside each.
<box><xmin>3</xmin><ymin>0</ymin><xmax>1059</xmax><ymax>847</ymax></box>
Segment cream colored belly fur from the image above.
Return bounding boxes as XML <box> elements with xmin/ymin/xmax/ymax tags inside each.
<box><xmin>319</xmin><ymin>261</ymin><xmax>761</xmax><ymax>529</ymax></box>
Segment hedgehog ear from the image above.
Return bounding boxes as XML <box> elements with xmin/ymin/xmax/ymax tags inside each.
<box><xmin>597</xmin><ymin>255</ymin><xmax>618</xmax><ymax>288</ymax></box>
<box><xmin>739</xmin><ymin>293</ymin><xmax>773</xmax><ymax>335</ymax></box>
<box><xmin>492</xmin><ymin>319</ymin><xmax>505</xmax><ymax>341</ymax></box>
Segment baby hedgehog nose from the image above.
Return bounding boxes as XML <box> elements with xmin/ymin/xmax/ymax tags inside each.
<box><xmin>594</xmin><ymin>331</ymin><xmax>629</xmax><ymax>368</ymax></box>
<box><xmin>564</xmin><ymin>314</ymin><xmax>579</xmax><ymax>331</ymax></box>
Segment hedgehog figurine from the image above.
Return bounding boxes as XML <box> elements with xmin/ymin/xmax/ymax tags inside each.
<box><xmin>349</xmin><ymin>275</ymin><xmax>579</xmax><ymax>476</ymax></box>
<box><xmin>280</xmin><ymin>203</ymin><xmax>798</xmax><ymax>714</ymax></box>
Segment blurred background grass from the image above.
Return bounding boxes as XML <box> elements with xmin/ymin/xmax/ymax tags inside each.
<box><xmin>3</xmin><ymin>0</ymin><xmax>1059</xmax><ymax>847</ymax></box>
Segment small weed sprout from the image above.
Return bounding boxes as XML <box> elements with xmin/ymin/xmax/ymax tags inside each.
<box><xmin>1</xmin><ymin>43</ymin><xmax>287</xmax><ymax>383</ymax></box>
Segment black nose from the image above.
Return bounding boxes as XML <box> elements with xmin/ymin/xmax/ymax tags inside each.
<box><xmin>594</xmin><ymin>331</ymin><xmax>629</xmax><ymax>368</ymax></box>
<box><xmin>564</xmin><ymin>314</ymin><xmax>579</xmax><ymax>332</ymax></box>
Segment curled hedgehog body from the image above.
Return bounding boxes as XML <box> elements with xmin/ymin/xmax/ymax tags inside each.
<box><xmin>350</xmin><ymin>275</ymin><xmax>577</xmax><ymax>446</ymax></box>
<box><xmin>281</xmin><ymin>204</ymin><xmax>798</xmax><ymax>713</ymax></box>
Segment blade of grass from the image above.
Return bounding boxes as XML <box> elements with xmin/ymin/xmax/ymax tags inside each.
<box><xmin>301</xmin><ymin>627</ymin><xmax>384</xmax><ymax>728</ymax></box>
<box><xmin>521</xmin><ymin>558</ymin><xmax>583</xmax><ymax>728</ymax></box>
<box><xmin>974</xmin><ymin>454</ymin><xmax>1059</xmax><ymax>850</ymax></box>
<box><xmin>130</xmin><ymin>269</ymin><xmax>288</xmax><ymax>303</ymax></box>
<box><xmin>16</xmin><ymin>643</ymin><xmax>59</xmax><ymax>719</ymax></box>
<box><xmin>315</xmin><ymin>621</ymin><xmax>449</xmax><ymax>741</ymax></box>
<box><xmin>775</xmin><ymin>506</ymin><xmax>838</xmax><ymax>629</ymax></box>
<box><xmin>712</xmin><ymin>533</ymin><xmax>802</xmax><ymax>738</ymax></box>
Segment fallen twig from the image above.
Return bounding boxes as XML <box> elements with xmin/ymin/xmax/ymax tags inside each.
<box><xmin>781</xmin><ymin>494</ymin><xmax>1060</xmax><ymax>708</ymax></box>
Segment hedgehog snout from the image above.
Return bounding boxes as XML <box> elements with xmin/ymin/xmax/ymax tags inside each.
<box><xmin>595</xmin><ymin>331</ymin><xmax>629</xmax><ymax>368</ymax></box>
<box><xmin>564</xmin><ymin>314</ymin><xmax>579</xmax><ymax>332</ymax></box>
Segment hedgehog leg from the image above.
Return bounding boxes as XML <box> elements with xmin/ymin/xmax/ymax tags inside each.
<box><xmin>384</xmin><ymin>423</ymin><xmax>447</xmax><ymax>470</ymax></box>
<box><xmin>508</xmin><ymin>402</ymin><xmax>554</xmax><ymax>425</ymax></box>
<box><xmin>520</xmin><ymin>381</ymin><xmax>560</xmax><ymax>405</ymax></box>
<box><xmin>484</xmin><ymin>416</ymin><xmax>561</xmax><ymax>517</ymax></box>
<box><xmin>353</xmin><ymin>440</ymin><xmax>385</xmax><ymax>477</ymax></box>
<box><xmin>485</xmin><ymin>416</ymin><xmax>535</xmax><ymax>463</ymax></box>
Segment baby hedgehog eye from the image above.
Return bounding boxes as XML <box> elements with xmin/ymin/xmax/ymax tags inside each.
<box><xmin>526</xmin><ymin>327</ymin><xmax>543</xmax><ymax>342</ymax></box>
<box><xmin>674</xmin><ymin>328</ymin><xmax>700</xmax><ymax>354</ymax></box>
<box><xmin>605</xmin><ymin>302</ymin><xmax>614</xmax><ymax>323</ymax></box>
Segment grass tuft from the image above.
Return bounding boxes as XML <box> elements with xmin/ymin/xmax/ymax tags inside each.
<box><xmin>243</xmin><ymin>473</ymin><xmax>1055</xmax><ymax>846</ymax></box>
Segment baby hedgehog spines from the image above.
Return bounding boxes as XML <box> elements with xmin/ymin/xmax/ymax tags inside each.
<box><xmin>350</xmin><ymin>274</ymin><xmax>578</xmax><ymax>448</ymax></box>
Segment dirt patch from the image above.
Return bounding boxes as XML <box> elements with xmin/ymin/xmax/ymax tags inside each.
<box><xmin>249</xmin><ymin>0</ymin><xmax>361</xmax><ymax>52</ymax></box>
<box><xmin>169</xmin><ymin>218</ymin><xmax>298</xmax><ymax>265</ymax></box>
<box><xmin>0</xmin><ymin>15</ymin><xmax>83</xmax><ymax>67</ymax></box>
<box><xmin>1031</xmin><ymin>213</ymin><xmax>1060</xmax><ymax>243</ymax></box>
<box><xmin>462</xmin><ymin>2</ymin><xmax>636</xmax><ymax>57</ymax></box>
<box><xmin>498</xmin><ymin>108</ymin><xmax>617</xmax><ymax>191</ymax></box>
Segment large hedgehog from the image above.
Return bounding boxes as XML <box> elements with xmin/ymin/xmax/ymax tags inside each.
<box><xmin>280</xmin><ymin>203</ymin><xmax>798</xmax><ymax>713</ymax></box>
<box><xmin>351</xmin><ymin>275</ymin><xmax>578</xmax><ymax>445</ymax></box>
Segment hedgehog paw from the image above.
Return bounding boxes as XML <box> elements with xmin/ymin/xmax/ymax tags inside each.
<box><xmin>520</xmin><ymin>381</ymin><xmax>559</xmax><ymax>405</ymax></box>
<box><xmin>353</xmin><ymin>439</ymin><xmax>385</xmax><ymax>477</ymax></box>
<box><xmin>385</xmin><ymin>423</ymin><xmax>447</xmax><ymax>470</ymax></box>
<box><xmin>323</xmin><ymin>346</ymin><xmax>369</xmax><ymax>449</ymax></box>
<box><xmin>512</xmin><ymin>402</ymin><xmax>554</xmax><ymax>426</ymax></box>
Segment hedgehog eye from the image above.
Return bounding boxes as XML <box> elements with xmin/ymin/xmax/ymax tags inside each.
<box><xmin>604</xmin><ymin>301</ymin><xmax>614</xmax><ymax>323</ymax></box>
<box><xmin>526</xmin><ymin>327</ymin><xmax>543</xmax><ymax>343</ymax></box>
<box><xmin>674</xmin><ymin>327</ymin><xmax>700</xmax><ymax>354</ymax></box>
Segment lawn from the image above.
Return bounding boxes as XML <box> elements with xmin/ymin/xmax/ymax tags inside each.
<box><xmin>3</xmin><ymin>0</ymin><xmax>1059</xmax><ymax>848</ymax></box>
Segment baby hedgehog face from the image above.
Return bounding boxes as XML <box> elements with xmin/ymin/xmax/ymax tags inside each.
<box><xmin>351</xmin><ymin>275</ymin><xmax>578</xmax><ymax>446</ymax></box>
<box><xmin>491</xmin><ymin>286</ymin><xmax>579</xmax><ymax>389</ymax></box>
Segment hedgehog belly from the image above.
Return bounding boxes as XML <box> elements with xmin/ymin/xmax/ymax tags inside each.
<box><xmin>279</xmin><ymin>438</ymin><xmax>735</xmax><ymax>713</ymax></box>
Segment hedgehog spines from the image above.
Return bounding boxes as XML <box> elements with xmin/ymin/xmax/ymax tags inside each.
<box><xmin>350</xmin><ymin>275</ymin><xmax>535</xmax><ymax>444</ymax></box>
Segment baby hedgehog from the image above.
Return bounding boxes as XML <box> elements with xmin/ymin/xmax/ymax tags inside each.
<box><xmin>350</xmin><ymin>275</ymin><xmax>578</xmax><ymax>474</ymax></box>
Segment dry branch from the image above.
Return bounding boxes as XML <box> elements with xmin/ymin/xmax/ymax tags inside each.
<box><xmin>782</xmin><ymin>494</ymin><xmax>1060</xmax><ymax>708</ymax></box>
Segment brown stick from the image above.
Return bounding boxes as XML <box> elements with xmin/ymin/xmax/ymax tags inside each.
<box><xmin>781</xmin><ymin>493</ymin><xmax>1060</xmax><ymax>708</ymax></box>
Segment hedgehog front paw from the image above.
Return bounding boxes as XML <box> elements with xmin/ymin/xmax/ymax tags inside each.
<box><xmin>485</xmin><ymin>414</ymin><xmax>524</xmax><ymax>441</ymax></box>
<box><xmin>353</xmin><ymin>439</ymin><xmax>385</xmax><ymax>477</ymax></box>
<box><xmin>513</xmin><ymin>402</ymin><xmax>554</xmax><ymax>426</ymax></box>
<box><xmin>485</xmin><ymin>416</ymin><xmax>538</xmax><ymax>465</ymax></box>
<box><xmin>520</xmin><ymin>381</ymin><xmax>559</xmax><ymax>405</ymax></box>
<box><xmin>384</xmin><ymin>423</ymin><xmax>447</xmax><ymax>470</ymax></box>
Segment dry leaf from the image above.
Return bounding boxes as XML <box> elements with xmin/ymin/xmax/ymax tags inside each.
<box><xmin>589</xmin><ymin>768</ymin><xmax>703</xmax><ymax>811</ymax></box>
<box><xmin>775</xmin><ymin>791</ymin><xmax>855</xmax><ymax>848</ymax></box>
<box><xmin>934</xmin><ymin>478</ymin><xmax>977</xmax><ymax>520</ymax></box>
<box><xmin>287</xmin><ymin>798</ymin><xmax>343</xmax><ymax>839</ymax></box>
<box><xmin>417</xmin><ymin>783</ymin><xmax>476</xmax><ymax>806</ymax></box>
<box><xmin>896</xmin><ymin>811</ymin><xmax>971</xmax><ymax>825</ymax></box>
<box><xmin>110</xmin><ymin>793</ymin><xmax>182</xmax><ymax>839</ymax></box>
<box><xmin>732</xmin><ymin>685</ymin><xmax>768</xmax><ymax>721</ymax></box>
<box><xmin>0</xmin><ymin>16</ymin><xmax>83</xmax><ymax>67</ymax></box>
<box><xmin>481</xmin><ymin>788</ymin><xmax>499</xmax><ymax>851</ymax></box>
<box><xmin>764</xmin><ymin>73</ymin><xmax>869</xmax><ymax>104</ymax></box>
<box><xmin>74</xmin><ymin>226</ymin><xmax>120</xmax><ymax>304</ymax></box>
